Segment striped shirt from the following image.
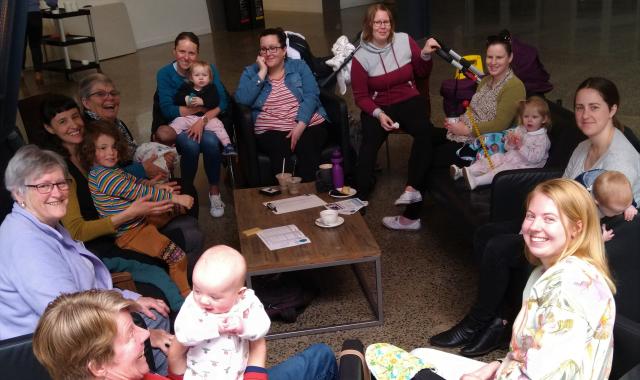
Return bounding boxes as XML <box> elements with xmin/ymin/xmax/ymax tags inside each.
<box><xmin>254</xmin><ymin>77</ymin><xmax>324</xmax><ymax>134</ymax></box>
<box><xmin>88</xmin><ymin>166</ymin><xmax>172</xmax><ymax>234</ymax></box>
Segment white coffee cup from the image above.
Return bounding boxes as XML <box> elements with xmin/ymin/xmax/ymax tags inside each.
<box><xmin>81</xmin><ymin>59</ymin><xmax>90</xmax><ymax>66</ymax></box>
<box><xmin>320</xmin><ymin>209</ymin><xmax>339</xmax><ymax>225</ymax></box>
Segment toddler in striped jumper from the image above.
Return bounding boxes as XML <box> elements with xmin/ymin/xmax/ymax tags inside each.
<box><xmin>83</xmin><ymin>120</ymin><xmax>194</xmax><ymax>297</ymax></box>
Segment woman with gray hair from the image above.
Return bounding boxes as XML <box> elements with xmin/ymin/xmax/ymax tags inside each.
<box><xmin>0</xmin><ymin>145</ymin><xmax>173</xmax><ymax>374</ymax></box>
<box><xmin>78</xmin><ymin>73</ymin><xmax>172</xmax><ymax>180</ymax></box>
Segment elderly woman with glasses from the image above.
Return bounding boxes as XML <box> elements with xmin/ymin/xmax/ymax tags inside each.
<box><xmin>0</xmin><ymin>145</ymin><xmax>175</xmax><ymax>374</ymax></box>
<box><xmin>78</xmin><ymin>73</ymin><xmax>178</xmax><ymax>183</ymax></box>
<box><xmin>351</xmin><ymin>3</ymin><xmax>433</xmax><ymax>231</ymax></box>
<box><xmin>235</xmin><ymin>27</ymin><xmax>330</xmax><ymax>182</ymax></box>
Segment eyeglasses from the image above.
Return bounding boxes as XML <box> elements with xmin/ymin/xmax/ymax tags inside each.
<box><xmin>26</xmin><ymin>179</ymin><xmax>72</xmax><ymax>194</ymax></box>
<box><xmin>373</xmin><ymin>20</ymin><xmax>390</xmax><ymax>27</ymax></box>
<box><xmin>88</xmin><ymin>90</ymin><xmax>121</xmax><ymax>99</ymax></box>
<box><xmin>259</xmin><ymin>46</ymin><xmax>283</xmax><ymax>55</ymax></box>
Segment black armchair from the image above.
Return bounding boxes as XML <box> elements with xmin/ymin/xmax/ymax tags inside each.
<box><xmin>234</xmin><ymin>88</ymin><xmax>353</xmax><ymax>187</ymax></box>
<box><xmin>604</xmin><ymin>215</ymin><xmax>640</xmax><ymax>379</ymax></box>
<box><xmin>428</xmin><ymin>99</ymin><xmax>586</xmax><ymax>233</ymax></box>
<box><xmin>233</xmin><ymin>89</ymin><xmax>354</xmax><ymax>187</ymax></box>
<box><xmin>0</xmin><ymin>333</ymin><xmax>51</xmax><ymax>380</ymax></box>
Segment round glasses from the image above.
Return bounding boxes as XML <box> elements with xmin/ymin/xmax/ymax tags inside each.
<box><xmin>26</xmin><ymin>179</ymin><xmax>72</xmax><ymax>194</ymax></box>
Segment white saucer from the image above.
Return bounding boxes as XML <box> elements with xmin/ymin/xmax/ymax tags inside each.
<box><xmin>315</xmin><ymin>216</ymin><xmax>345</xmax><ymax>228</ymax></box>
<box><xmin>329</xmin><ymin>187</ymin><xmax>357</xmax><ymax>198</ymax></box>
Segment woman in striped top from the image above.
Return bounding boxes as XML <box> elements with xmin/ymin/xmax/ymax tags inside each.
<box><xmin>235</xmin><ymin>28</ymin><xmax>330</xmax><ymax>182</ymax></box>
<box><xmin>81</xmin><ymin>120</ymin><xmax>194</xmax><ymax>297</ymax></box>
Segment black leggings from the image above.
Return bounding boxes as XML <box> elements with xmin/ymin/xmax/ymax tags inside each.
<box><xmin>23</xmin><ymin>12</ymin><xmax>44</xmax><ymax>71</ymax></box>
<box><xmin>255</xmin><ymin>122</ymin><xmax>328</xmax><ymax>182</ymax></box>
<box><xmin>469</xmin><ymin>221</ymin><xmax>532</xmax><ymax>321</ymax></box>
<box><xmin>356</xmin><ymin>96</ymin><xmax>433</xmax><ymax>220</ymax></box>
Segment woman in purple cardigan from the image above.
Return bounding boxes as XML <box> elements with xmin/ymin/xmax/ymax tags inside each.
<box><xmin>0</xmin><ymin>145</ymin><xmax>173</xmax><ymax>374</ymax></box>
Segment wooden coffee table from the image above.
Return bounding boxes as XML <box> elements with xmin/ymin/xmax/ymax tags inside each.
<box><xmin>234</xmin><ymin>182</ymin><xmax>383</xmax><ymax>339</ymax></box>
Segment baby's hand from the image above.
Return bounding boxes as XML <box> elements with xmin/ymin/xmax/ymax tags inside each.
<box><xmin>218</xmin><ymin>316</ymin><xmax>244</xmax><ymax>335</ymax></box>
<box><xmin>190</xmin><ymin>96</ymin><xmax>204</xmax><ymax>107</ymax></box>
<box><xmin>602</xmin><ymin>224</ymin><xmax>614</xmax><ymax>242</ymax></box>
<box><xmin>173</xmin><ymin>194</ymin><xmax>194</xmax><ymax>209</ymax></box>
<box><xmin>624</xmin><ymin>205</ymin><xmax>637</xmax><ymax>221</ymax></box>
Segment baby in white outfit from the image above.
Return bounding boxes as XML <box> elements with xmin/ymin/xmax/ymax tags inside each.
<box><xmin>174</xmin><ymin>245</ymin><xmax>270</xmax><ymax>380</ymax></box>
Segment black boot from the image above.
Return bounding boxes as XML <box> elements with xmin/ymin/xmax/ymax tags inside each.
<box><xmin>429</xmin><ymin>315</ymin><xmax>491</xmax><ymax>348</ymax></box>
<box><xmin>459</xmin><ymin>317</ymin><xmax>509</xmax><ymax>357</ymax></box>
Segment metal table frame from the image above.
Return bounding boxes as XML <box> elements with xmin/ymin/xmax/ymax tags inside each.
<box><xmin>246</xmin><ymin>255</ymin><xmax>383</xmax><ymax>340</ymax></box>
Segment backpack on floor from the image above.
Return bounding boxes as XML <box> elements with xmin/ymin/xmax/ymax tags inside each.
<box><xmin>253</xmin><ymin>274</ymin><xmax>315</xmax><ymax>323</ymax></box>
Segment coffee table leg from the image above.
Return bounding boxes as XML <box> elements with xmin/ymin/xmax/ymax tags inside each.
<box><xmin>352</xmin><ymin>257</ymin><xmax>384</xmax><ymax>324</ymax></box>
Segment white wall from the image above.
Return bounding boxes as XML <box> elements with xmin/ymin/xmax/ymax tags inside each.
<box><xmin>81</xmin><ymin>0</ymin><xmax>212</xmax><ymax>49</ymax></box>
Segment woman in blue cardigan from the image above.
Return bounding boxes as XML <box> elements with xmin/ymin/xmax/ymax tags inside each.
<box><xmin>235</xmin><ymin>28</ymin><xmax>329</xmax><ymax>182</ymax></box>
<box><xmin>155</xmin><ymin>32</ymin><xmax>228</xmax><ymax>218</ymax></box>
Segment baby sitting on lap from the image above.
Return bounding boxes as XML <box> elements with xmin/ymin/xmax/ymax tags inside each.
<box><xmin>592</xmin><ymin>171</ymin><xmax>637</xmax><ymax>241</ymax></box>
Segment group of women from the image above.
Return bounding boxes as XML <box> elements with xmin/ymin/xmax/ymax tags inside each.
<box><xmin>2</xmin><ymin>2</ymin><xmax>636</xmax><ymax>379</ymax></box>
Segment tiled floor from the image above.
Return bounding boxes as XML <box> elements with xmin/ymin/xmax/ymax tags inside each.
<box><xmin>18</xmin><ymin>0</ymin><xmax>640</xmax><ymax>369</ymax></box>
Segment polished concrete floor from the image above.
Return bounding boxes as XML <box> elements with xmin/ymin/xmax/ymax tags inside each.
<box><xmin>18</xmin><ymin>0</ymin><xmax>640</xmax><ymax>370</ymax></box>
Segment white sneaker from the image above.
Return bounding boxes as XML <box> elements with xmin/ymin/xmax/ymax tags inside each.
<box><xmin>450</xmin><ymin>164</ymin><xmax>463</xmax><ymax>180</ymax></box>
<box><xmin>209</xmin><ymin>193</ymin><xmax>225</xmax><ymax>217</ymax></box>
<box><xmin>382</xmin><ymin>216</ymin><xmax>421</xmax><ymax>230</ymax></box>
<box><xmin>394</xmin><ymin>190</ymin><xmax>422</xmax><ymax>205</ymax></box>
<box><xmin>463</xmin><ymin>167</ymin><xmax>477</xmax><ymax>190</ymax></box>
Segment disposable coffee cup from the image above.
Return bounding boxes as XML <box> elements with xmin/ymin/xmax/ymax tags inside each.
<box><xmin>320</xmin><ymin>209</ymin><xmax>339</xmax><ymax>225</ymax></box>
<box><xmin>287</xmin><ymin>176</ymin><xmax>302</xmax><ymax>195</ymax></box>
<box><xmin>275</xmin><ymin>173</ymin><xmax>292</xmax><ymax>193</ymax></box>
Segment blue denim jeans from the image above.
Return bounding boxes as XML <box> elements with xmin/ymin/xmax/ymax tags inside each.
<box><xmin>139</xmin><ymin>310</ymin><xmax>171</xmax><ymax>375</ymax></box>
<box><xmin>268</xmin><ymin>343</ymin><xmax>338</xmax><ymax>380</ymax></box>
<box><xmin>175</xmin><ymin>130</ymin><xmax>221</xmax><ymax>186</ymax></box>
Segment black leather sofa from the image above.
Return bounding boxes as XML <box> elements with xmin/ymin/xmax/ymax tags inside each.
<box><xmin>428</xmin><ymin>99</ymin><xmax>586</xmax><ymax>231</ymax></box>
<box><xmin>234</xmin><ymin>88</ymin><xmax>353</xmax><ymax>187</ymax></box>
<box><xmin>426</xmin><ymin>99</ymin><xmax>640</xmax><ymax>379</ymax></box>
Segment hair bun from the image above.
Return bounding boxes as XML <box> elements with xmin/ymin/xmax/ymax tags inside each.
<box><xmin>498</xmin><ymin>29</ymin><xmax>511</xmax><ymax>42</ymax></box>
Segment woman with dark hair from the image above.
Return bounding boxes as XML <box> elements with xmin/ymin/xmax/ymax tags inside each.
<box><xmin>38</xmin><ymin>94</ymin><xmax>203</xmax><ymax>303</ymax></box>
<box><xmin>235</xmin><ymin>27</ymin><xmax>330</xmax><ymax>182</ymax></box>
<box><xmin>351</xmin><ymin>3</ymin><xmax>433</xmax><ymax>230</ymax></box>
<box><xmin>429</xmin><ymin>77</ymin><xmax>639</xmax><ymax>357</ymax></box>
<box><xmin>425</xmin><ymin>30</ymin><xmax>525</xmax><ymax>144</ymax></box>
<box><xmin>155</xmin><ymin>32</ymin><xmax>228</xmax><ymax>218</ymax></box>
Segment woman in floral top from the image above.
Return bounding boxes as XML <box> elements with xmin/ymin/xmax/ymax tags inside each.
<box><xmin>462</xmin><ymin>178</ymin><xmax>616</xmax><ymax>380</ymax></box>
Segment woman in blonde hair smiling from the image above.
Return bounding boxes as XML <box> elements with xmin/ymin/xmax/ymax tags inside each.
<box><xmin>461</xmin><ymin>178</ymin><xmax>616</xmax><ymax>379</ymax></box>
<box><xmin>367</xmin><ymin>178</ymin><xmax>616</xmax><ymax>380</ymax></box>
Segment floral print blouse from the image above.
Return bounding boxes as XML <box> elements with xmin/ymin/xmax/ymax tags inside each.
<box><xmin>496</xmin><ymin>256</ymin><xmax>615</xmax><ymax>379</ymax></box>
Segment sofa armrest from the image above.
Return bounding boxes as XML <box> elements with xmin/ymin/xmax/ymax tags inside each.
<box><xmin>0</xmin><ymin>333</ymin><xmax>51</xmax><ymax>380</ymax></box>
<box><xmin>320</xmin><ymin>89</ymin><xmax>353</xmax><ymax>177</ymax></box>
<box><xmin>611</xmin><ymin>314</ymin><xmax>640</xmax><ymax>379</ymax></box>
<box><xmin>111</xmin><ymin>271</ymin><xmax>137</xmax><ymax>292</ymax></box>
<box><xmin>338</xmin><ymin>339</ymin><xmax>367</xmax><ymax>380</ymax></box>
<box><xmin>233</xmin><ymin>100</ymin><xmax>262</xmax><ymax>187</ymax></box>
<box><xmin>490</xmin><ymin>168</ymin><xmax>563</xmax><ymax>223</ymax></box>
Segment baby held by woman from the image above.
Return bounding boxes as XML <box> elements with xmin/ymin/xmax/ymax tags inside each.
<box><xmin>174</xmin><ymin>245</ymin><xmax>270</xmax><ymax>379</ymax></box>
